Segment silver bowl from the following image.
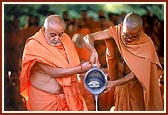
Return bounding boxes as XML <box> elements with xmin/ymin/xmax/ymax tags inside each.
<box><xmin>84</xmin><ymin>65</ymin><xmax>107</xmax><ymax>95</ymax></box>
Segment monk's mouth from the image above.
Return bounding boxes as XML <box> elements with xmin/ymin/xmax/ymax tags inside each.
<box><xmin>53</xmin><ymin>40</ymin><xmax>61</xmax><ymax>44</ymax></box>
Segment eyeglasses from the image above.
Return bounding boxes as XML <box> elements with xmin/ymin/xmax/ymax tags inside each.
<box><xmin>122</xmin><ymin>31</ymin><xmax>141</xmax><ymax>40</ymax></box>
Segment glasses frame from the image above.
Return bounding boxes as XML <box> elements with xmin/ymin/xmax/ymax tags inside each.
<box><xmin>122</xmin><ymin>31</ymin><xmax>141</xmax><ymax>41</ymax></box>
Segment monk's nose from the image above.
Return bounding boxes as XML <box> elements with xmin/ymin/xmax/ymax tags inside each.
<box><xmin>54</xmin><ymin>35</ymin><xmax>60</xmax><ymax>40</ymax></box>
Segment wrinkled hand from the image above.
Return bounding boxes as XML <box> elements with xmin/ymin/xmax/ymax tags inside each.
<box><xmin>103</xmin><ymin>80</ymin><xmax>116</xmax><ymax>93</ymax></box>
<box><xmin>89</xmin><ymin>48</ymin><xmax>100</xmax><ymax>68</ymax></box>
<box><xmin>81</xmin><ymin>62</ymin><xmax>92</xmax><ymax>72</ymax></box>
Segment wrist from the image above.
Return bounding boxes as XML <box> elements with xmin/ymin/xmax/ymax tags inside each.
<box><xmin>90</xmin><ymin>48</ymin><xmax>96</xmax><ymax>53</ymax></box>
<box><xmin>79</xmin><ymin>64</ymin><xmax>83</xmax><ymax>72</ymax></box>
<box><xmin>80</xmin><ymin>64</ymin><xmax>83</xmax><ymax>71</ymax></box>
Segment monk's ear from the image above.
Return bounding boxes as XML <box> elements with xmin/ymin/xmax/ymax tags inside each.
<box><xmin>41</xmin><ymin>26</ymin><xmax>45</xmax><ymax>34</ymax></box>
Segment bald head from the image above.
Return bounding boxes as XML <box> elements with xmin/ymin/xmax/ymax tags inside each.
<box><xmin>123</xmin><ymin>12</ymin><xmax>143</xmax><ymax>31</ymax></box>
<box><xmin>43</xmin><ymin>14</ymin><xmax>65</xmax><ymax>30</ymax></box>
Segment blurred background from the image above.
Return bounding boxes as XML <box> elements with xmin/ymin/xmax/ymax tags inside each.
<box><xmin>3</xmin><ymin>3</ymin><xmax>165</xmax><ymax>111</ymax></box>
<box><xmin>4</xmin><ymin>3</ymin><xmax>164</xmax><ymax>28</ymax></box>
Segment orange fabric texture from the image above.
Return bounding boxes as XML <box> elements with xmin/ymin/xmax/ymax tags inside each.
<box><xmin>75</xmin><ymin>46</ymin><xmax>91</xmax><ymax>62</ymax></box>
<box><xmin>104</xmin><ymin>38</ymin><xmax>118</xmax><ymax>80</ymax></box>
<box><xmin>27</xmin><ymin>85</ymin><xmax>69</xmax><ymax>111</ymax></box>
<box><xmin>76</xmin><ymin>27</ymin><xmax>91</xmax><ymax>62</ymax></box>
<box><xmin>77</xmin><ymin>27</ymin><xmax>91</xmax><ymax>35</ymax></box>
<box><xmin>106</xmin><ymin>25</ymin><xmax>163</xmax><ymax>111</ymax></box>
<box><xmin>19</xmin><ymin>29</ymin><xmax>88</xmax><ymax>111</ymax></box>
<box><xmin>92</xmin><ymin>24</ymin><xmax>107</xmax><ymax>67</ymax></box>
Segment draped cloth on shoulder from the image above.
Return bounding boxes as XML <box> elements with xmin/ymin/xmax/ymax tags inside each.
<box><xmin>19</xmin><ymin>29</ymin><xmax>88</xmax><ymax>111</ymax></box>
<box><xmin>106</xmin><ymin>25</ymin><xmax>163</xmax><ymax>111</ymax></box>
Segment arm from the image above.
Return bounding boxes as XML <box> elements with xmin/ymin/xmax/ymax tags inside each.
<box><xmin>37</xmin><ymin>61</ymin><xmax>92</xmax><ymax>78</ymax></box>
<box><xmin>83</xmin><ymin>30</ymin><xmax>111</xmax><ymax>50</ymax></box>
<box><xmin>106</xmin><ymin>72</ymin><xmax>136</xmax><ymax>90</ymax></box>
<box><xmin>83</xmin><ymin>30</ymin><xmax>111</xmax><ymax>66</ymax></box>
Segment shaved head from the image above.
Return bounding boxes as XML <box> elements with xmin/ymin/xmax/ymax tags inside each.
<box><xmin>43</xmin><ymin>14</ymin><xmax>65</xmax><ymax>30</ymax></box>
<box><xmin>123</xmin><ymin>12</ymin><xmax>143</xmax><ymax>32</ymax></box>
<box><xmin>42</xmin><ymin>15</ymin><xmax>66</xmax><ymax>46</ymax></box>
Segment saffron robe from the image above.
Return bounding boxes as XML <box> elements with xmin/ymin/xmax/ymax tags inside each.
<box><xmin>19</xmin><ymin>29</ymin><xmax>88</xmax><ymax>111</ymax></box>
<box><xmin>106</xmin><ymin>25</ymin><xmax>163</xmax><ymax>111</ymax></box>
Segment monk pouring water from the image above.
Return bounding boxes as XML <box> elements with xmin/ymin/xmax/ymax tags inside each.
<box><xmin>83</xmin><ymin>12</ymin><xmax>163</xmax><ymax>111</ymax></box>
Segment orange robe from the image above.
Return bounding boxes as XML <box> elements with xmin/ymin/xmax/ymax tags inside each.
<box><xmin>75</xmin><ymin>46</ymin><xmax>91</xmax><ymax>62</ymax></box>
<box><xmin>19</xmin><ymin>29</ymin><xmax>88</xmax><ymax>111</ymax></box>
<box><xmin>75</xmin><ymin>28</ymin><xmax>94</xmax><ymax>110</ymax></box>
<box><xmin>77</xmin><ymin>27</ymin><xmax>91</xmax><ymax>35</ymax></box>
<box><xmin>76</xmin><ymin>27</ymin><xmax>91</xmax><ymax>62</ymax></box>
<box><xmin>106</xmin><ymin>25</ymin><xmax>163</xmax><ymax>111</ymax></box>
<box><xmin>19</xmin><ymin>25</ymin><xmax>41</xmax><ymax>55</ymax></box>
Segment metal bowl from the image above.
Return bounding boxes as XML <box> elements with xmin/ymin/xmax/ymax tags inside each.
<box><xmin>84</xmin><ymin>65</ymin><xmax>107</xmax><ymax>94</ymax></box>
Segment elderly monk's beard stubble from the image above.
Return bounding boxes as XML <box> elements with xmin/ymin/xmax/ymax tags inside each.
<box><xmin>46</xmin><ymin>37</ymin><xmax>62</xmax><ymax>46</ymax></box>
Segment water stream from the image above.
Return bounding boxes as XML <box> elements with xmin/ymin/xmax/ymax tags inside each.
<box><xmin>84</xmin><ymin>65</ymin><xmax>107</xmax><ymax>111</ymax></box>
<box><xmin>94</xmin><ymin>94</ymin><xmax>98</xmax><ymax>111</ymax></box>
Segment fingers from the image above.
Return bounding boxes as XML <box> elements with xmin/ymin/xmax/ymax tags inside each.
<box><xmin>95</xmin><ymin>60</ymin><xmax>101</xmax><ymax>68</ymax></box>
<box><xmin>89</xmin><ymin>56</ymin><xmax>100</xmax><ymax>68</ymax></box>
<box><xmin>103</xmin><ymin>87</ymin><xmax>111</xmax><ymax>93</ymax></box>
<box><xmin>89</xmin><ymin>48</ymin><xmax>100</xmax><ymax>67</ymax></box>
<box><xmin>89</xmin><ymin>60</ymin><xmax>95</xmax><ymax>67</ymax></box>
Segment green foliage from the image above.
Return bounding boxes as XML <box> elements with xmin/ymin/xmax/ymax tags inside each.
<box><xmin>3</xmin><ymin>3</ymin><xmax>164</xmax><ymax>28</ymax></box>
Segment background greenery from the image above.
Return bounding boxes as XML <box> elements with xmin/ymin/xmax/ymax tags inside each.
<box><xmin>4</xmin><ymin>3</ymin><xmax>164</xmax><ymax>28</ymax></box>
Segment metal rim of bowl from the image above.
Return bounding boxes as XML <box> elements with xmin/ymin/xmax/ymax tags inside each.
<box><xmin>84</xmin><ymin>67</ymin><xmax>107</xmax><ymax>94</ymax></box>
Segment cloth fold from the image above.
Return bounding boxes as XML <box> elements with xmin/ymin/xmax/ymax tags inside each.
<box><xmin>20</xmin><ymin>29</ymin><xmax>87</xmax><ymax>111</ymax></box>
<box><xmin>106</xmin><ymin>25</ymin><xmax>163</xmax><ymax>110</ymax></box>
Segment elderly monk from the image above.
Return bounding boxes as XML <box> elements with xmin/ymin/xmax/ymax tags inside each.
<box><xmin>83</xmin><ymin>12</ymin><xmax>163</xmax><ymax>111</ymax></box>
<box><xmin>19</xmin><ymin>15</ymin><xmax>92</xmax><ymax>111</ymax></box>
